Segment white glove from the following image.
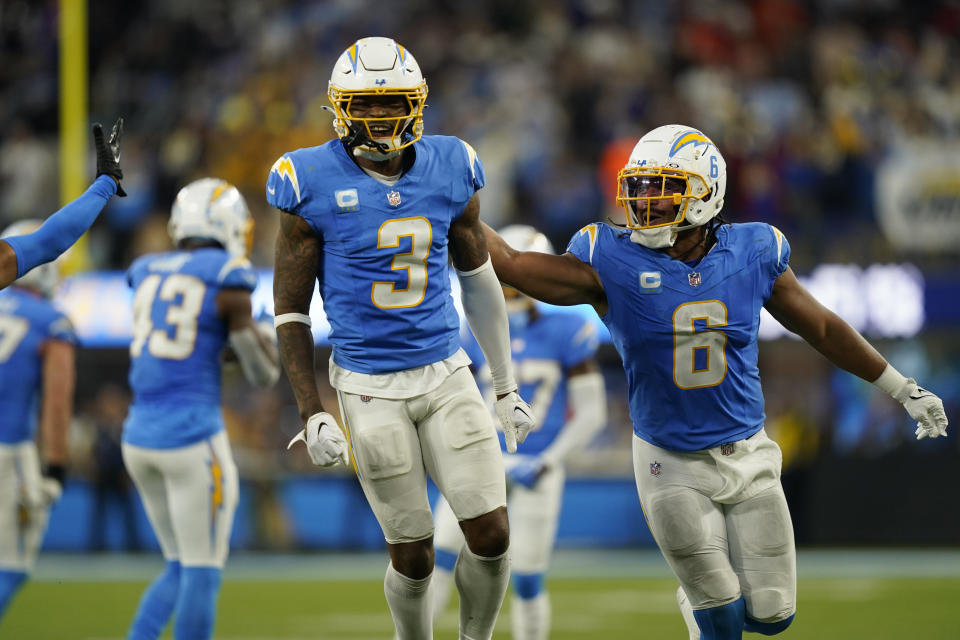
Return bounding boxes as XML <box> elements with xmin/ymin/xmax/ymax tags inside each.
<box><xmin>494</xmin><ymin>391</ymin><xmax>535</xmax><ymax>454</ymax></box>
<box><xmin>894</xmin><ymin>380</ymin><xmax>949</xmax><ymax>440</ymax></box>
<box><xmin>873</xmin><ymin>365</ymin><xmax>949</xmax><ymax>441</ymax></box>
<box><xmin>287</xmin><ymin>412</ymin><xmax>349</xmax><ymax>467</ymax></box>
<box><xmin>21</xmin><ymin>477</ymin><xmax>62</xmax><ymax>510</ymax></box>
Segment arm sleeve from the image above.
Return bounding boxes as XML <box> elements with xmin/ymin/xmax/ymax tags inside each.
<box><xmin>541</xmin><ymin>372</ymin><xmax>607</xmax><ymax>466</ymax></box>
<box><xmin>456</xmin><ymin>257</ymin><xmax>516</xmax><ymax>395</ymax></box>
<box><xmin>3</xmin><ymin>175</ymin><xmax>117</xmax><ymax>277</ymax></box>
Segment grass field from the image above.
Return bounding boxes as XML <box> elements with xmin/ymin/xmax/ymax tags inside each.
<box><xmin>3</xmin><ymin>550</ymin><xmax>959</xmax><ymax>639</ymax></box>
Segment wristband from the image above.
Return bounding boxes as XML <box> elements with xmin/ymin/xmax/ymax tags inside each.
<box><xmin>274</xmin><ymin>312</ymin><xmax>312</xmax><ymax>328</ymax></box>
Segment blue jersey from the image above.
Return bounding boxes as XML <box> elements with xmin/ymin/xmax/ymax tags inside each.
<box><xmin>124</xmin><ymin>249</ymin><xmax>257</xmax><ymax>449</ymax></box>
<box><xmin>464</xmin><ymin>310</ymin><xmax>600</xmax><ymax>455</ymax></box>
<box><xmin>0</xmin><ymin>287</ymin><xmax>76</xmax><ymax>444</ymax></box>
<box><xmin>266</xmin><ymin>136</ymin><xmax>485</xmax><ymax>374</ymax></box>
<box><xmin>567</xmin><ymin>222</ymin><xmax>790</xmax><ymax>451</ymax></box>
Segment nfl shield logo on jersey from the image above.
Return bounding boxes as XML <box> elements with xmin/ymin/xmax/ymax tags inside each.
<box><xmin>720</xmin><ymin>443</ymin><xmax>735</xmax><ymax>456</ymax></box>
<box><xmin>387</xmin><ymin>190</ymin><xmax>402</xmax><ymax>207</ymax></box>
<box><xmin>688</xmin><ymin>272</ymin><xmax>702</xmax><ymax>287</ymax></box>
<box><xmin>650</xmin><ymin>461</ymin><xmax>662</xmax><ymax>477</ymax></box>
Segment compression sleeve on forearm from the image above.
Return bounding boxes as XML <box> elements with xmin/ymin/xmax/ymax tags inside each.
<box><xmin>456</xmin><ymin>257</ymin><xmax>517</xmax><ymax>395</ymax></box>
<box><xmin>3</xmin><ymin>175</ymin><xmax>117</xmax><ymax>277</ymax></box>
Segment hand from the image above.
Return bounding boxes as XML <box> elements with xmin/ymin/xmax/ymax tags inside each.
<box><xmin>894</xmin><ymin>380</ymin><xmax>949</xmax><ymax>440</ymax></box>
<box><xmin>495</xmin><ymin>390</ymin><xmax>535</xmax><ymax>454</ymax></box>
<box><xmin>22</xmin><ymin>476</ymin><xmax>62</xmax><ymax>510</ymax></box>
<box><xmin>92</xmin><ymin>117</ymin><xmax>126</xmax><ymax>196</ymax></box>
<box><xmin>287</xmin><ymin>411</ymin><xmax>349</xmax><ymax>467</ymax></box>
<box><xmin>506</xmin><ymin>456</ymin><xmax>546</xmax><ymax>489</ymax></box>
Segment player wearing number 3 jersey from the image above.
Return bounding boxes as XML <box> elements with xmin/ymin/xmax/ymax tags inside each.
<box><xmin>483</xmin><ymin>124</ymin><xmax>949</xmax><ymax>640</ymax></box>
<box><xmin>268</xmin><ymin>37</ymin><xmax>533</xmax><ymax>640</ymax></box>
<box><xmin>122</xmin><ymin>179</ymin><xmax>280</xmax><ymax>640</ymax></box>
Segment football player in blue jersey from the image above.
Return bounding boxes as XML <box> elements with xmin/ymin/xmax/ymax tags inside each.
<box><xmin>269</xmin><ymin>37</ymin><xmax>535</xmax><ymax>640</ymax></box>
<box><xmin>431</xmin><ymin>225</ymin><xmax>608</xmax><ymax>640</ymax></box>
<box><xmin>0</xmin><ymin>221</ymin><xmax>75</xmax><ymax>623</ymax></box>
<box><xmin>480</xmin><ymin>124</ymin><xmax>949</xmax><ymax>640</ymax></box>
<box><xmin>122</xmin><ymin>179</ymin><xmax>280</xmax><ymax>640</ymax></box>
<box><xmin>0</xmin><ymin>118</ymin><xmax>126</xmax><ymax>290</ymax></box>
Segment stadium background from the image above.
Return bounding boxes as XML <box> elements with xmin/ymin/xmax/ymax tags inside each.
<box><xmin>2</xmin><ymin>0</ymin><xmax>959</xmax><ymax>638</ymax></box>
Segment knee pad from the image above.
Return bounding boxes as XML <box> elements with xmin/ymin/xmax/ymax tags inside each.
<box><xmin>692</xmin><ymin>596</ymin><xmax>745</xmax><ymax>640</ymax></box>
<box><xmin>694</xmin><ymin>568</ymin><xmax>742</xmax><ymax>607</ymax></box>
<box><xmin>746</xmin><ymin>587</ymin><xmax>795</xmax><ymax>623</ymax></box>
<box><xmin>512</xmin><ymin>572</ymin><xmax>544</xmax><ymax>599</ymax></box>
<box><xmin>435</xmin><ymin>547</ymin><xmax>458</xmax><ymax>572</ymax></box>
<box><xmin>745</xmin><ymin>612</ymin><xmax>795</xmax><ymax>636</ymax></box>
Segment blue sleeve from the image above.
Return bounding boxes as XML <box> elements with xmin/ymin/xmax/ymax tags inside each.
<box><xmin>4</xmin><ymin>175</ymin><xmax>117</xmax><ymax>277</ymax></box>
<box><xmin>46</xmin><ymin>312</ymin><xmax>77</xmax><ymax>344</ymax></box>
<box><xmin>765</xmin><ymin>225</ymin><xmax>791</xmax><ymax>280</ymax></box>
<box><xmin>217</xmin><ymin>257</ymin><xmax>258</xmax><ymax>291</ymax></box>
<box><xmin>560</xmin><ymin>316</ymin><xmax>600</xmax><ymax>369</ymax></box>
<box><xmin>451</xmin><ymin>139</ymin><xmax>485</xmax><ymax>210</ymax></box>
<box><xmin>566</xmin><ymin>224</ymin><xmax>600</xmax><ymax>266</ymax></box>
<box><xmin>267</xmin><ymin>154</ymin><xmax>305</xmax><ymax>214</ymax></box>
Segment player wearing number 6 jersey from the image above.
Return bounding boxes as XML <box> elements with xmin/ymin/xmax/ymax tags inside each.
<box><xmin>269</xmin><ymin>36</ymin><xmax>533</xmax><ymax>640</ymax></box>
<box><xmin>122</xmin><ymin>178</ymin><xmax>280</xmax><ymax>640</ymax></box>
<box><xmin>482</xmin><ymin>124</ymin><xmax>949</xmax><ymax>640</ymax></box>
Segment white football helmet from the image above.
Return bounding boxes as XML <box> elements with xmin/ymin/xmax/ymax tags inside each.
<box><xmin>328</xmin><ymin>37</ymin><xmax>428</xmax><ymax>159</ymax></box>
<box><xmin>1</xmin><ymin>220</ymin><xmax>59</xmax><ymax>297</ymax></box>
<box><xmin>499</xmin><ymin>225</ymin><xmax>554</xmax><ymax>315</ymax></box>
<box><xmin>617</xmin><ymin>124</ymin><xmax>727</xmax><ymax>248</ymax></box>
<box><xmin>168</xmin><ymin>178</ymin><xmax>253</xmax><ymax>257</ymax></box>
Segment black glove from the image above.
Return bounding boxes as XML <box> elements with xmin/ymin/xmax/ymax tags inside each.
<box><xmin>92</xmin><ymin>117</ymin><xmax>126</xmax><ymax>197</ymax></box>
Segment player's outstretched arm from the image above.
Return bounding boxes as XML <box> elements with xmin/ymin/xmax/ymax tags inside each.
<box><xmin>217</xmin><ymin>288</ymin><xmax>280</xmax><ymax>388</ymax></box>
<box><xmin>0</xmin><ymin>118</ymin><xmax>126</xmax><ymax>290</ymax></box>
<box><xmin>765</xmin><ymin>266</ymin><xmax>948</xmax><ymax>439</ymax></box>
<box><xmin>482</xmin><ymin>222</ymin><xmax>607</xmax><ymax>313</ymax></box>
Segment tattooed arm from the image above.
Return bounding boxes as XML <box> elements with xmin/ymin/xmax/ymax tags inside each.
<box><xmin>273</xmin><ymin>212</ymin><xmax>326</xmax><ymax>421</ymax></box>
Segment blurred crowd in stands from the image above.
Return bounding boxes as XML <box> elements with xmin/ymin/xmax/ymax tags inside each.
<box><xmin>2</xmin><ymin>0</ymin><xmax>958</xmax><ymax>510</ymax></box>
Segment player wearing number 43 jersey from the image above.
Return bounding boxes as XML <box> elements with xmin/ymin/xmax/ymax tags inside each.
<box><xmin>122</xmin><ymin>179</ymin><xmax>280</xmax><ymax>640</ymax></box>
<box><xmin>269</xmin><ymin>36</ymin><xmax>534</xmax><ymax>640</ymax></box>
<box><xmin>483</xmin><ymin>124</ymin><xmax>949</xmax><ymax>640</ymax></box>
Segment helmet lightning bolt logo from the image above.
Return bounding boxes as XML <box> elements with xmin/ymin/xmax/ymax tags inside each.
<box><xmin>669</xmin><ymin>131</ymin><xmax>715</xmax><ymax>158</ymax></box>
<box><xmin>269</xmin><ymin>156</ymin><xmax>302</xmax><ymax>204</ymax></box>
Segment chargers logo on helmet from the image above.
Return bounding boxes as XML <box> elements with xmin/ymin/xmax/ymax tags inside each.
<box><xmin>669</xmin><ymin>130</ymin><xmax>715</xmax><ymax>158</ymax></box>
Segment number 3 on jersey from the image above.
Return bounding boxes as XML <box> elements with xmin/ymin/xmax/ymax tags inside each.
<box><xmin>372</xmin><ymin>217</ymin><xmax>432</xmax><ymax>309</ymax></box>
<box><xmin>673</xmin><ymin>300</ymin><xmax>728</xmax><ymax>389</ymax></box>
<box><xmin>131</xmin><ymin>273</ymin><xmax>205</xmax><ymax>359</ymax></box>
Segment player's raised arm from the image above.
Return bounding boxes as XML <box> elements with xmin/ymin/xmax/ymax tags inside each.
<box><xmin>765</xmin><ymin>265</ymin><xmax>948</xmax><ymax>439</ymax></box>
<box><xmin>482</xmin><ymin>222</ymin><xmax>607</xmax><ymax>313</ymax></box>
<box><xmin>0</xmin><ymin>118</ymin><xmax>126</xmax><ymax>290</ymax></box>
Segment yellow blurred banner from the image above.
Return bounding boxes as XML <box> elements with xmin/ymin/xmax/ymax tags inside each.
<box><xmin>59</xmin><ymin>0</ymin><xmax>91</xmax><ymax>274</ymax></box>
